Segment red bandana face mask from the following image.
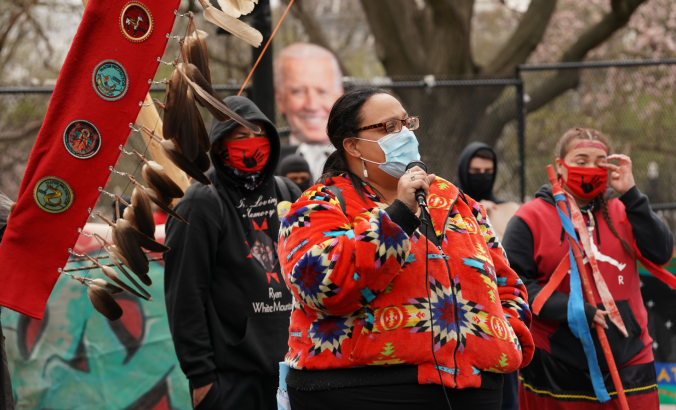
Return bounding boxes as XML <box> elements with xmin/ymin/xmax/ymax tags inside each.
<box><xmin>560</xmin><ymin>161</ymin><xmax>608</xmax><ymax>200</ymax></box>
<box><xmin>219</xmin><ymin>137</ymin><xmax>270</xmax><ymax>172</ymax></box>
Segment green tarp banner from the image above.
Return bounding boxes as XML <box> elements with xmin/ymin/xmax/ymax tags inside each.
<box><xmin>1</xmin><ymin>224</ymin><xmax>189</xmax><ymax>410</ymax></box>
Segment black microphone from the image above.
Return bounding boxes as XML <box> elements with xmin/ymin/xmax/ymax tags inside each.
<box><xmin>405</xmin><ymin>160</ymin><xmax>428</xmax><ymax>207</ymax></box>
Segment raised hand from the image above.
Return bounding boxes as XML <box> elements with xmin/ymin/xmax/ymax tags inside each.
<box><xmin>599</xmin><ymin>154</ymin><xmax>635</xmax><ymax>195</ymax></box>
<box><xmin>397</xmin><ymin>166</ymin><xmax>436</xmax><ymax>215</ymax></box>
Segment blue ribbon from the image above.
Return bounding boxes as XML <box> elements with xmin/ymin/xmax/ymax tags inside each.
<box><xmin>554</xmin><ymin>194</ymin><xmax>611</xmax><ymax>402</ymax></box>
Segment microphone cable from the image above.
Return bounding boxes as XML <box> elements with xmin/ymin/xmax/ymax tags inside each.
<box><xmin>423</xmin><ymin>212</ymin><xmax>453</xmax><ymax>410</ymax></box>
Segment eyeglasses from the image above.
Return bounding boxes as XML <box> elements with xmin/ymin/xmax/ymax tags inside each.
<box><xmin>355</xmin><ymin>116</ymin><xmax>419</xmax><ymax>134</ymax></box>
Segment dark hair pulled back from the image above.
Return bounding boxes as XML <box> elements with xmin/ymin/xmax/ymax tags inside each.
<box><xmin>556</xmin><ymin>127</ymin><xmax>634</xmax><ymax>257</ymax></box>
<box><xmin>321</xmin><ymin>86</ymin><xmax>388</xmax><ymax>200</ymax></box>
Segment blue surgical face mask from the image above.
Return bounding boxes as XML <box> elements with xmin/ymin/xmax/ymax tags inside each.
<box><xmin>355</xmin><ymin>127</ymin><xmax>421</xmax><ymax>178</ymax></box>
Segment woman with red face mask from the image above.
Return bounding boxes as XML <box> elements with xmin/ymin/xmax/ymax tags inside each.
<box><xmin>502</xmin><ymin>128</ymin><xmax>673</xmax><ymax>410</ymax></box>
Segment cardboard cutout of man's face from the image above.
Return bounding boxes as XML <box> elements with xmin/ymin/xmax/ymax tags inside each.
<box><xmin>276</xmin><ymin>57</ymin><xmax>342</xmax><ymax>144</ymax></box>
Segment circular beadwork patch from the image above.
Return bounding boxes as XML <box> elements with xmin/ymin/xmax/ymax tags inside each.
<box><xmin>63</xmin><ymin>120</ymin><xmax>101</xmax><ymax>159</ymax></box>
<box><xmin>34</xmin><ymin>177</ymin><xmax>74</xmax><ymax>214</ymax></box>
<box><xmin>379</xmin><ymin>306</ymin><xmax>404</xmax><ymax>331</ymax></box>
<box><xmin>120</xmin><ymin>2</ymin><xmax>153</xmax><ymax>43</ymax></box>
<box><xmin>427</xmin><ymin>194</ymin><xmax>449</xmax><ymax>210</ymax></box>
<box><xmin>92</xmin><ymin>60</ymin><xmax>129</xmax><ymax>101</ymax></box>
<box><xmin>490</xmin><ymin>316</ymin><xmax>509</xmax><ymax>341</ymax></box>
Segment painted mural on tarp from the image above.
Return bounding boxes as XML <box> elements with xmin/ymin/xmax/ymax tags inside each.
<box><xmin>0</xmin><ymin>223</ymin><xmax>190</xmax><ymax>410</ymax></box>
<box><xmin>639</xmin><ymin>258</ymin><xmax>676</xmax><ymax>405</ymax></box>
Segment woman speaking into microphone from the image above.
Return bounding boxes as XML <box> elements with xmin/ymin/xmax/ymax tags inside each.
<box><xmin>278</xmin><ymin>87</ymin><xmax>534</xmax><ymax>409</ymax></box>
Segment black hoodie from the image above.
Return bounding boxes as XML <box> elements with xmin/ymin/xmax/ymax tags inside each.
<box><xmin>164</xmin><ymin>97</ymin><xmax>301</xmax><ymax>389</ymax></box>
<box><xmin>456</xmin><ymin>142</ymin><xmax>504</xmax><ymax>204</ymax></box>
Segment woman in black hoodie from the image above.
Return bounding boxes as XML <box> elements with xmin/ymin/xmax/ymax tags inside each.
<box><xmin>164</xmin><ymin>96</ymin><xmax>300</xmax><ymax>410</ymax></box>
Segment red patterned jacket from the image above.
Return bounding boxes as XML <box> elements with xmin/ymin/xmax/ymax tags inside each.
<box><xmin>278</xmin><ymin>174</ymin><xmax>534</xmax><ymax>389</ymax></box>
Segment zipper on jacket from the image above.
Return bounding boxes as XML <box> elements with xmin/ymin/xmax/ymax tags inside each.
<box><xmin>431</xmin><ymin>191</ymin><xmax>461</xmax><ymax>386</ymax></box>
<box><xmin>436</xmin><ymin>244</ymin><xmax>460</xmax><ymax>387</ymax></box>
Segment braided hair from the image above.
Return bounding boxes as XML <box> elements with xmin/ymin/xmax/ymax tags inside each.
<box><xmin>556</xmin><ymin>127</ymin><xmax>634</xmax><ymax>257</ymax></box>
<box><xmin>597</xmin><ymin>193</ymin><xmax>635</xmax><ymax>257</ymax></box>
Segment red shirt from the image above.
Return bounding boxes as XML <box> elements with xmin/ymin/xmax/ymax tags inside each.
<box><xmin>516</xmin><ymin>197</ymin><xmax>653</xmax><ymax>366</ymax></box>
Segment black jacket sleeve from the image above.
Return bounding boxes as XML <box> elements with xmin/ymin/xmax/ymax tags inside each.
<box><xmin>503</xmin><ymin>216</ymin><xmax>597</xmax><ymax>325</ymax></box>
<box><xmin>620</xmin><ymin>186</ymin><xmax>674</xmax><ymax>265</ymax></box>
<box><xmin>164</xmin><ymin>189</ymin><xmax>222</xmax><ymax>389</ymax></box>
<box><xmin>385</xmin><ymin>199</ymin><xmax>421</xmax><ymax>237</ymax></box>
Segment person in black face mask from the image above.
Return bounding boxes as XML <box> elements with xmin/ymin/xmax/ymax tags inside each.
<box><xmin>457</xmin><ymin>142</ymin><xmax>519</xmax><ymax>239</ymax></box>
<box><xmin>457</xmin><ymin>143</ymin><xmax>501</xmax><ymax>203</ymax></box>
<box><xmin>457</xmin><ymin>142</ymin><xmax>520</xmax><ymax>410</ymax></box>
<box><xmin>278</xmin><ymin>155</ymin><xmax>312</xmax><ymax>192</ymax></box>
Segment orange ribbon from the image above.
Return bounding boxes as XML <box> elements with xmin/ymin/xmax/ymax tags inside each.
<box><xmin>564</xmin><ymin>191</ymin><xmax>627</xmax><ymax>337</ymax></box>
<box><xmin>532</xmin><ymin>255</ymin><xmax>570</xmax><ymax>316</ymax></box>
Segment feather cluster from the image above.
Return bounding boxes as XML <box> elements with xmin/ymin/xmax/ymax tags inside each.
<box><xmin>217</xmin><ymin>0</ymin><xmax>257</xmax><ymax>18</ymax></box>
<box><xmin>82</xmin><ymin>198</ymin><xmax>173</xmax><ymax>320</ymax></box>
<box><xmin>85</xmin><ymin>171</ymin><xmax>187</xmax><ymax>320</ymax></box>
<box><xmin>198</xmin><ymin>0</ymin><xmax>262</xmax><ymax>47</ymax></box>
<box><xmin>85</xmin><ymin>5</ymin><xmax>264</xmax><ymax>321</ymax></box>
<box><xmin>151</xmin><ymin>14</ymin><xmax>262</xmax><ymax>190</ymax></box>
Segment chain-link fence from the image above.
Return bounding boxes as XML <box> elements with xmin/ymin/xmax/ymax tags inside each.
<box><xmin>3</xmin><ymin>59</ymin><xmax>676</xmax><ymax>221</ymax></box>
<box><xmin>517</xmin><ymin>60</ymin><xmax>676</xmax><ymax>200</ymax></box>
<box><xmin>514</xmin><ymin>59</ymin><xmax>676</xmax><ymax>234</ymax></box>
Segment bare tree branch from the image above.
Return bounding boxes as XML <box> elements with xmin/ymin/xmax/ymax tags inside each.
<box><xmin>426</xmin><ymin>0</ymin><xmax>472</xmax><ymax>28</ymax></box>
<box><xmin>482</xmin><ymin>0</ymin><xmax>557</xmax><ymax>75</ymax></box>
<box><xmin>498</xmin><ymin>0</ymin><xmax>527</xmax><ymax>16</ymax></box>
<box><xmin>26</xmin><ymin>13</ymin><xmax>55</xmax><ymax>70</ymax></box>
<box><xmin>360</xmin><ymin>0</ymin><xmax>430</xmax><ymax>75</ymax></box>
<box><xmin>280</xmin><ymin>0</ymin><xmax>351</xmax><ymax>76</ymax></box>
<box><xmin>474</xmin><ymin>0</ymin><xmax>649</xmax><ymax>144</ymax></box>
<box><xmin>0</xmin><ymin>23</ymin><xmax>30</xmax><ymax>75</ymax></box>
<box><xmin>424</xmin><ymin>0</ymin><xmax>476</xmax><ymax>74</ymax></box>
<box><xmin>0</xmin><ymin>120</ymin><xmax>43</xmax><ymax>142</ymax></box>
<box><xmin>208</xmin><ymin>51</ymin><xmax>249</xmax><ymax>71</ymax></box>
<box><xmin>360</xmin><ymin>0</ymin><xmax>476</xmax><ymax>76</ymax></box>
<box><xmin>0</xmin><ymin>0</ymin><xmax>37</xmax><ymax>54</ymax></box>
<box><xmin>559</xmin><ymin>0</ymin><xmax>643</xmax><ymax>62</ymax></box>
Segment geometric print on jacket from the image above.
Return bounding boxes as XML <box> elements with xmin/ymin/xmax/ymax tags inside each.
<box><xmin>279</xmin><ymin>174</ymin><xmax>534</xmax><ymax>389</ymax></box>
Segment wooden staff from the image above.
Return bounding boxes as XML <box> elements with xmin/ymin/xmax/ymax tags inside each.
<box><xmin>547</xmin><ymin>165</ymin><xmax>629</xmax><ymax>410</ymax></box>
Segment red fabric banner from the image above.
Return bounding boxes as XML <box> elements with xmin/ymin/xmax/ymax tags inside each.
<box><xmin>0</xmin><ymin>0</ymin><xmax>180</xmax><ymax>319</ymax></box>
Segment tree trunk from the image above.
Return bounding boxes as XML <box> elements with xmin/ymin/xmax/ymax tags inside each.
<box><xmin>473</xmin><ymin>0</ymin><xmax>648</xmax><ymax>149</ymax></box>
<box><xmin>286</xmin><ymin>0</ymin><xmax>647</xmax><ymax>180</ymax></box>
<box><xmin>359</xmin><ymin>0</ymin><xmax>475</xmax><ymax>76</ymax></box>
<box><xmin>359</xmin><ymin>0</ymin><xmax>558</xmax><ymax>178</ymax></box>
